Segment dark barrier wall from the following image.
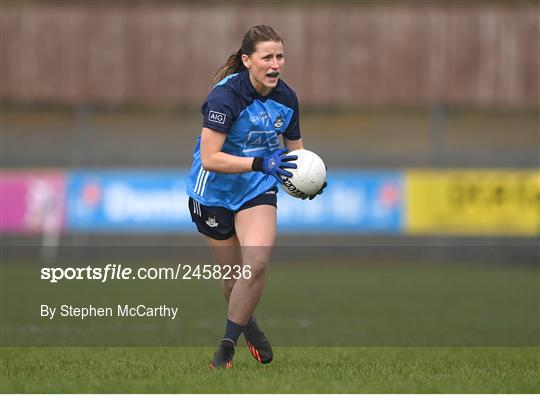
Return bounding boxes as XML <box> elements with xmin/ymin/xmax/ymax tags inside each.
<box><xmin>1</xmin><ymin>2</ymin><xmax>538</xmax><ymax>107</ymax></box>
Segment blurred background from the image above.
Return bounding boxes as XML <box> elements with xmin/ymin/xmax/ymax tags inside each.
<box><xmin>1</xmin><ymin>1</ymin><xmax>539</xmax><ymax>347</ymax></box>
<box><xmin>2</xmin><ymin>0</ymin><xmax>538</xmax><ymax>257</ymax></box>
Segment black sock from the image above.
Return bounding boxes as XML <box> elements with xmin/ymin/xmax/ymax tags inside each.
<box><xmin>244</xmin><ymin>316</ymin><xmax>256</xmax><ymax>330</ymax></box>
<box><xmin>223</xmin><ymin>318</ymin><xmax>244</xmax><ymax>346</ymax></box>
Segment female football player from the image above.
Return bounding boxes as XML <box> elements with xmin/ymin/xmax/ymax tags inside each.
<box><xmin>186</xmin><ymin>25</ymin><xmax>326</xmax><ymax>369</ymax></box>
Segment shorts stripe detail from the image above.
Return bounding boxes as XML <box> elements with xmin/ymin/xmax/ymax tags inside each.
<box><xmin>199</xmin><ymin>170</ymin><xmax>210</xmax><ymax>196</ymax></box>
<box><xmin>194</xmin><ymin>167</ymin><xmax>204</xmax><ymax>194</ymax></box>
<box><xmin>192</xmin><ymin>200</ymin><xmax>202</xmax><ymax>216</ymax></box>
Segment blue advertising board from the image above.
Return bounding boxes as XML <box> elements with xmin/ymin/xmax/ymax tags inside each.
<box><xmin>66</xmin><ymin>169</ymin><xmax>404</xmax><ymax>233</ymax></box>
<box><xmin>277</xmin><ymin>170</ymin><xmax>404</xmax><ymax>233</ymax></box>
<box><xmin>67</xmin><ymin>170</ymin><xmax>192</xmax><ymax>231</ymax></box>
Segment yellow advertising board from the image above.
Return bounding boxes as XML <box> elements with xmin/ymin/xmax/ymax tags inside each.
<box><xmin>406</xmin><ymin>169</ymin><xmax>540</xmax><ymax>235</ymax></box>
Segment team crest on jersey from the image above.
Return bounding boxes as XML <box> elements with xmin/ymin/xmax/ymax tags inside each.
<box><xmin>273</xmin><ymin>115</ymin><xmax>284</xmax><ymax>129</ymax></box>
<box><xmin>206</xmin><ymin>216</ymin><xmax>219</xmax><ymax>228</ymax></box>
<box><xmin>208</xmin><ymin>111</ymin><xmax>226</xmax><ymax>125</ymax></box>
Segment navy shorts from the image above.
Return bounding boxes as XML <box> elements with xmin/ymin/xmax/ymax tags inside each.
<box><xmin>188</xmin><ymin>187</ymin><xmax>278</xmax><ymax>240</ymax></box>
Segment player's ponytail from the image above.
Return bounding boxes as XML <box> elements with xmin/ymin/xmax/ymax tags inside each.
<box><xmin>213</xmin><ymin>49</ymin><xmax>244</xmax><ymax>85</ymax></box>
<box><xmin>212</xmin><ymin>25</ymin><xmax>283</xmax><ymax>85</ymax></box>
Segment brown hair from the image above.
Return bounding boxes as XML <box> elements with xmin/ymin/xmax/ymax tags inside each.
<box><xmin>213</xmin><ymin>25</ymin><xmax>283</xmax><ymax>85</ymax></box>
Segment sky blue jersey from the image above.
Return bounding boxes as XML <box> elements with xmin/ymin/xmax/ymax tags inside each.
<box><xmin>186</xmin><ymin>71</ymin><xmax>301</xmax><ymax>211</ymax></box>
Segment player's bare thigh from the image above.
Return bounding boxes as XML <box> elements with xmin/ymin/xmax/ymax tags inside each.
<box><xmin>234</xmin><ymin>204</ymin><xmax>276</xmax><ymax>278</ymax></box>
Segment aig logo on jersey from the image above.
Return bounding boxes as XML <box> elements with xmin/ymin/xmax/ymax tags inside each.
<box><xmin>208</xmin><ymin>111</ymin><xmax>226</xmax><ymax>125</ymax></box>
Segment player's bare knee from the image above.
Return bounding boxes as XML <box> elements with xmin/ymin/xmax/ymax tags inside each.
<box><xmin>222</xmin><ymin>278</ymin><xmax>235</xmax><ymax>298</ymax></box>
<box><xmin>244</xmin><ymin>257</ymin><xmax>268</xmax><ymax>280</ymax></box>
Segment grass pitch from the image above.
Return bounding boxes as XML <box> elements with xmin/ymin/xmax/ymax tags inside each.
<box><xmin>1</xmin><ymin>346</ymin><xmax>538</xmax><ymax>393</ymax></box>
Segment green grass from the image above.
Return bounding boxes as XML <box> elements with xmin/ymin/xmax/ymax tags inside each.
<box><xmin>1</xmin><ymin>346</ymin><xmax>538</xmax><ymax>393</ymax></box>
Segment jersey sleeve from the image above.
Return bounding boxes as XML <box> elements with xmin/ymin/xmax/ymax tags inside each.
<box><xmin>201</xmin><ymin>86</ymin><xmax>240</xmax><ymax>133</ymax></box>
<box><xmin>282</xmin><ymin>90</ymin><xmax>301</xmax><ymax>141</ymax></box>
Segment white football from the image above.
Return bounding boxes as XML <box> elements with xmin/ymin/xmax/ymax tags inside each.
<box><xmin>281</xmin><ymin>149</ymin><xmax>326</xmax><ymax>199</ymax></box>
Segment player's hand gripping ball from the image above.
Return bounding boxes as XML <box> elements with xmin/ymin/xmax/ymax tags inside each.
<box><xmin>281</xmin><ymin>149</ymin><xmax>327</xmax><ymax>200</ymax></box>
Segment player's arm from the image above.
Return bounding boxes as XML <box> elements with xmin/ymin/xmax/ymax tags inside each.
<box><xmin>200</xmin><ymin>128</ymin><xmax>253</xmax><ymax>173</ymax></box>
<box><xmin>284</xmin><ymin>137</ymin><xmax>304</xmax><ymax>152</ymax></box>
